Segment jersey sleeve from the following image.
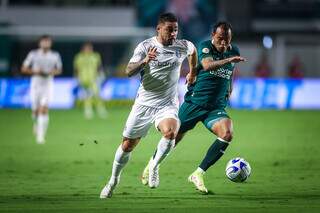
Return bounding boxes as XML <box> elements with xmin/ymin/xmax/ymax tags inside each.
<box><xmin>22</xmin><ymin>51</ymin><xmax>35</xmax><ymax>67</ymax></box>
<box><xmin>55</xmin><ymin>53</ymin><xmax>62</xmax><ymax>70</ymax></box>
<box><xmin>129</xmin><ymin>42</ymin><xmax>147</xmax><ymax>63</ymax></box>
<box><xmin>232</xmin><ymin>44</ymin><xmax>240</xmax><ymax>56</ymax></box>
<box><xmin>198</xmin><ymin>41</ymin><xmax>213</xmax><ymax>62</ymax></box>
<box><xmin>186</xmin><ymin>40</ymin><xmax>196</xmax><ymax>56</ymax></box>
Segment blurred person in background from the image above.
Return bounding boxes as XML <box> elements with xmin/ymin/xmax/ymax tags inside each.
<box><xmin>21</xmin><ymin>35</ymin><xmax>62</xmax><ymax>144</ymax></box>
<box><xmin>254</xmin><ymin>53</ymin><xmax>272</xmax><ymax>78</ymax></box>
<box><xmin>73</xmin><ymin>42</ymin><xmax>107</xmax><ymax>119</ymax></box>
<box><xmin>288</xmin><ymin>55</ymin><xmax>304</xmax><ymax>79</ymax></box>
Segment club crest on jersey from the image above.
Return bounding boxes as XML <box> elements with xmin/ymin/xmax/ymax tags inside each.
<box><xmin>202</xmin><ymin>48</ymin><xmax>210</xmax><ymax>54</ymax></box>
<box><xmin>175</xmin><ymin>50</ymin><xmax>182</xmax><ymax>58</ymax></box>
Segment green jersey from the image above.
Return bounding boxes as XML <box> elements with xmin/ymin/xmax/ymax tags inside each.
<box><xmin>185</xmin><ymin>40</ymin><xmax>240</xmax><ymax>109</ymax></box>
<box><xmin>74</xmin><ymin>52</ymin><xmax>101</xmax><ymax>85</ymax></box>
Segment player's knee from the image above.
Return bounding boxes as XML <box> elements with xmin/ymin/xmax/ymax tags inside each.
<box><xmin>122</xmin><ymin>139</ymin><xmax>139</xmax><ymax>152</ymax></box>
<box><xmin>220</xmin><ymin>130</ymin><xmax>233</xmax><ymax>142</ymax></box>
<box><xmin>162</xmin><ymin>129</ymin><xmax>176</xmax><ymax>140</ymax></box>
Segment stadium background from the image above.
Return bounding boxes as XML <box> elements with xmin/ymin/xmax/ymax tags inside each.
<box><xmin>0</xmin><ymin>0</ymin><xmax>319</xmax><ymax>212</ymax></box>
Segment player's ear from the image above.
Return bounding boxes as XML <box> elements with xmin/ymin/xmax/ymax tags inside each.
<box><xmin>156</xmin><ymin>24</ymin><xmax>161</xmax><ymax>33</ymax></box>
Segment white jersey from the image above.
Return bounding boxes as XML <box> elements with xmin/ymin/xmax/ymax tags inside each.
<box><xmin>23</xmin><ymin>49</ymin><xmax>62</xmax><ymax>109</ymax></box>
<box><xmin>129</xmin><ymin>36</ymin><xmax>195</xmax><ymax>107</ymax></box>
<box><xmin>23</xmin><ymin>49</ymin><xmax>62</xmax><ymax>87</ymax></box>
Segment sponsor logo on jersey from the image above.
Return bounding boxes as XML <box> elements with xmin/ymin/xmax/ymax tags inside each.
<box><xmin>149</xmin><ymin>60</ymin><xmax>178</xmax><ymax>68</ymax></box>
<box><xmin>175</xmin><ymin>50</ymin><xmax>182</xmax><ymax>58</ymax></box>
<box><xmin>209</xmin><ymin>68</ymin><xmax>233</xmax><ymax>79</ymax></box>
<box><xmin>162</xmin><ymin>50</ymin><xmax>174</xmax><ymax>56</ymax></box>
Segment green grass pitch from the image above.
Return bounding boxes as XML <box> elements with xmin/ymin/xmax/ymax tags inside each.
<box><xmin>0</xmin><ymin>108</ymin><xmax>319</xmax><ymax>213</ymax></box>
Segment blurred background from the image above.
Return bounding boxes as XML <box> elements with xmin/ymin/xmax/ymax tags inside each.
<box><xmin>1</xmin><ymin>0</ymin><xmax>320</xmax><ymax>110</ymax></box>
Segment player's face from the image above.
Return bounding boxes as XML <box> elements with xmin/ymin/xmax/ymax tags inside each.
<box><xmin>212</xmin><ymin>27</ymin><xmax>232</xmax><ymax>53</ymax></box>
<box><xmin>157</xmin><ymin>22</ymin><xmax>178</xmax><ymax>46</ymax></box>
<box><xmin>83</xmin><ymin>44</ymin><xmax>93</xmax><ymax>53</ymax></box>
<box><xmin>39</xmin><ymin>38</ymin><xmax>52</xmax><ymax>50</ymax></box>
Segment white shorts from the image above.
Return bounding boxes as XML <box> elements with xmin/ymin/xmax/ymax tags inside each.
<box><xmin>30</xmin><ymin>82</ymin><xmax>53</xmax><ymax>111</ymax></box>
<box><xmin>122</xmin><ymin>103</ymin><xmax>180</xmax><ymax>139</ymax></box>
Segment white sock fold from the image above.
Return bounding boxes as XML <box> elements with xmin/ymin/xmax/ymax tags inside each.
<box><xmin>37</xmin><ymin>114</ymin><xmax>49</xmax><ymax>141</ymax></box>
<box><xmin>109</xmin><ymin>145</ymin><xmax>131</xmax><ymax>184</ymax></box>
<box><xmin>151</xmin><ymin>137</ymin><xmax>175</xmax><ymax>168</ymax></box>
<box><xmin>196</xmin><ymin>167</ymin><xmax>205</xmax><ymax>174</ymax></box>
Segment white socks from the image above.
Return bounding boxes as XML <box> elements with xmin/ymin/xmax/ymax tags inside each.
<box><xmin>37</xmin><ymin>114</ymin><xmax>49</xmax><ymax>143</ymax></box>
<box><xmin>151</xmin><ymin>137</ymin><xmax>175</xmax><ymax>168</ymax></box>
<box><xmin>196</xmin><ymin>167</ymin><xmax>205</xmax><ymax>174</ymax></box>
<box><xmin>109</xmin><ymin>145</ymin><xmax>131</xmax><ymax>185</ymax></box>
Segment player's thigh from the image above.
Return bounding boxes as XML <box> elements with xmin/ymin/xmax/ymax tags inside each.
<box><xmin>154</xmin><ymin>104</ymin><xmax>180</xmax><ymax>139</ymax></box>
<box><xmin>30</xmin><ymin>83</ymin><xmax>42</xmax><ymax>112</ymax></box>
<box><xmin>122</xmin><ymin>104</ymin><xmax>154</xmax><ymax>139</ymax></box>
<box><xmin>178</xmin><ymin>102</ymin><xmax>207</xmax><ymax>134</ymax></box>
<box><xmin>203</xmin><ymin>109</ymin><xmax>233</xmax><ymax>141</ymax></box>
<box><xmin>38</xmin><ymin>85</ymin><xmax>52</xmax><ymax>114</ymax></box>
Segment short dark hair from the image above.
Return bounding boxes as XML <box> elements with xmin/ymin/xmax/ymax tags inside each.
<box><xmin>158</xmin><ymin>12</ymin><xmax>178</xmax><ymax>24</ymax></box>
<box><xmin>213</xmin><ymin>22</ymin><xmax>232</xmax><ymax>33</ymax></box>
<box><xmin>39</xmin><ymin>34</ymin><xmax>51</xmax><ymax>42</ymax></box>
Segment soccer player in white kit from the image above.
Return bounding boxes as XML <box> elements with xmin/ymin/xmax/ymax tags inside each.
<box><xmin>21</xmin><ymin>35</ymin><xmax>62</xmax><ymax>144</ymax></box>
<box><xmin>100</xmin><ymin>13</ymin><xmax>198</xmax><ymax>198</ymax></box>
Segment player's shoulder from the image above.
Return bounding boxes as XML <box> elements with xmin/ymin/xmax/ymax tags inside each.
<box><xmin>229</xmin><ymin>44</ymin><xmax>240</xmax><ymax>56</ymax></box>
<box><xmin>199</xmin><ymin>40</ymin><xmax>212</xmax><ymax>48</ymax></box>
<box><xmin>50</xmin><ymin>50</ymin><xmax>62</xmax><ymax>58</ymax></box>
<box><xmin>198</xmin><ymin>40</ymin><xmax>212</xmax><ymax>54</ymax></box>
<box><xmin>137</xmin><ymin>37</ymin><xmax>155</xmax><ymax>50</ymax></box>
<box><xmin>174</xmin><ymin>39</ymin><xmax>193</xmax><ymax>48</ymax></box>
<box><xmin>28</xmin><ymin>49</ymin><xmax>39</xmax><ymax>56</ymax></box>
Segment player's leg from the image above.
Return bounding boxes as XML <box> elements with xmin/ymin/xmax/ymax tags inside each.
<box><xmin>33</xmin><ymin>83</ymin><xmax>50</xmax><ymax>144</ymax></box>
<box><xmin>36</xmin><ymin>105</ymin><xmax>49</xmax><ymax>144</ymax></box>
<box><xmin>143</xmin><ymin>102</ymin><xmax>204</xmax><ymax>187</ymax></box>
<box><xmin>189</xmin><ymin>111</ymin><xmax>232</xmax><ymax>193</ymax></box>
<box><xmin>30</xmin><ymin>83</ymin><xmax>39</xmax><ymax>136</ymax></box>
<box><xmin>100</xmin><ymin>137</ymin><xmax>140</xmax><ymax>198</ymax></box>
<box><xmin>100</xmin><ymin>104</ymin><xmax>153</xmax><ymax>198</ymax></box>
<box><xmin>92</xmin><ymin>83</ymin><xmax>107</xmax><ymax>119</ymax></box>
<box><xmin>83</xmin><ymin>86</ymin><xmax>94</xmax><ymax>119</ymax></box>
<box><xmin>146</xmin><ymin>117</ymin><xmax>178</xmax><ymax>188</ymax></box>
<box><xmin>199</xmin><ymin>117</ymin><xmax>233</xmax><ymax>171</ymax></box>
<box><xmin>141</xmin><ymin>131</ymin><xmax>186</xmax><ymax>186</ymax></box>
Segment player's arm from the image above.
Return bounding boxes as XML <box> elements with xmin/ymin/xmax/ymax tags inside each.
<box><xmin>201</xmin><ymin>56</ymin><xmax>245</xmax><ymax>71</ymax></box>
<box><xmin>50</xmin><ymin>54</ymin><xmax>62</xmax><ymax>76</ymax></box>
<box><xmin>186</xmin><ymin>47</ymin><xmax>198</xmax><ymax>85</ymax></box>
<box><xmin>21</xmin><ymin>51</ymin><xmax>39</xmax><ymax>75</ymax></box>
<box><xmin>125</xmin><ymin>44</ymin><xmax>155</xmax><ymax>77</ymax></box>
<box><xmin>21</xmin><ymin>66</ymin><xmax>35</xmax><ymax>75</ymax></box>
<box><xmin>73</xmin><ymin>55</ymin><xmax>79</xmax><ymax>78</ymax></box>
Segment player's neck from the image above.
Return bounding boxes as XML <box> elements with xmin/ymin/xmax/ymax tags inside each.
<box><xmin>41</xmin><ymin>48</ymin><xmax>50</xmax><ymax>53</ymax></box>
<box><xmin>156</xmin><ymin>36</ymin><xmax>170</xmax><ymax>46</ymax></box>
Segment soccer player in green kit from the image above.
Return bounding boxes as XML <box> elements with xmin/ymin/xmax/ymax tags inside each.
<box><xmin>141</xmin><ymin>22</ymin><xmax>246</xmax><ymax>193</ymax></box>
<box><xmin>74</xmin><ymin>42</ymin><xmax>107</xmax><ymax>119</ymax></box>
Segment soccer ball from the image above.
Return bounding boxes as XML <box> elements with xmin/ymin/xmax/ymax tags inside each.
<box><xmin>225</xmin><ymin>157</ymin><xmax>251</xmax><ymax>182</ymax></box>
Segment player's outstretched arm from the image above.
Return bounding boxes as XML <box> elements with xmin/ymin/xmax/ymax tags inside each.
<box><xmin>125</xmin><ymin>47</ymin><xmax>157</xmax><ymax>77</ymax></box>
<box><xmin>201</xmin><ymin>56</ymin><xmax>246</xmax><ymax>71</ymax></box>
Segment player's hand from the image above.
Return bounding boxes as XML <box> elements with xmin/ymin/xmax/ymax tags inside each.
<box><xmin>143</xmin><ymin>47</ymin><xmax>157</xmax><ymax>64</ymax></box>
<box><xmin>186</xmin><ymin>72</ymin><xmax>196</xmax><ymax>85</ymax></box>
<box><xmin>228</xmin><ymin>56</ymin><xmax>246</xmax><ymax>63</ymax></box>
<box><xmin>32</xmin><ymin>68</ymin><xmax>41</xmax><ymax>74</ymax></box>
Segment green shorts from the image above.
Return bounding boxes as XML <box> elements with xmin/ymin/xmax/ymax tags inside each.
<box><xmin>178</xmin><ymin>101</ymin><xmax>230</xmax><ymax>134</ymax></box>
